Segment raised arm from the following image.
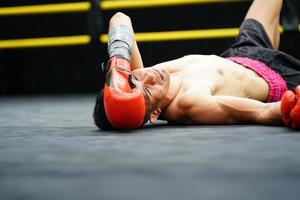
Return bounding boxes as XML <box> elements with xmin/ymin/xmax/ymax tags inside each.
<box><xmin>182</xmin><ymin>94</ymin><xmax>283</xmax><ymax>126</ymax></box>
<box><xmin>108</xmin><ymin>12</ymin><xmax>144</xmax><ymax>70</ymax></box>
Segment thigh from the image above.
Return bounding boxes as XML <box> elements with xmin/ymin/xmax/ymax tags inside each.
<box><xmin>221</xmin><ymin>19</ymin><xmax>273</xmax><ymax>58</ymax></box>
<box><xmin>244</xmin><ymin>0</ymin><xmax>283</xmax><ymax>49</ymax></box>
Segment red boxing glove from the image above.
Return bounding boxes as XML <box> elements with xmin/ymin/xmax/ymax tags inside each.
<box><xmin>103</xmin><ymin>56</ymin><xmax>146</xmax><ymax>130</ymax></box>
<box><xmin>281</xmin><ymin>85</ymin><xmax>300</xmax><ymax>129</ymax></box>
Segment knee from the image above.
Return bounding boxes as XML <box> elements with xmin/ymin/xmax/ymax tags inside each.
<box><xmin>109</xmin><ymin>12</ymin><xmax>131</xmax><ymax>27</ymax></box>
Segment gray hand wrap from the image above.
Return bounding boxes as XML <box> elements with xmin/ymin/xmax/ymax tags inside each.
<box><xmin>108</xmin><ymin>25</ymin><xmax>133</xmax><ymax>61</ymax></box>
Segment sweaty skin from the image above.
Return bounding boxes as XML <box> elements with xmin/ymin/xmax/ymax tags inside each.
<box><xmin>131</xmin><ymin>55</ymin><xmax>282</xmax><ymax>126</ymax></box>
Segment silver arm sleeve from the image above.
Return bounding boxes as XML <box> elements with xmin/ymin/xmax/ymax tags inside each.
<box><xmin>108</xmin><ymin>25</ymin><xmax>133</xmax><ymax>61</ymax></box>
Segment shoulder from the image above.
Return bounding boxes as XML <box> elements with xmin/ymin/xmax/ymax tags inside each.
<box><xmin>178</xmin><ymin>89</ymin><xmax>212</xmax><ymax>106</ymax></box>
<box><xmin>177</xmin><ymin>91</ymin><xmax>232</xmax><ymax>124</ymax></box>
<box><xmin>177</xmin><ymin>91</ymin><xmax>216</xmax><ymax>117</ymax></box>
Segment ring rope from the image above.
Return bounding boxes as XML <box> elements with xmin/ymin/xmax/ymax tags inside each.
<box><xmin>0</xmin><ymin>2</ymin><xmax>90</xmax><ymax>16</ymax></box>
<box><xmin>101</xmin><ymin>0</ymin><xmax>250</xmax><ymax>10</ymax></box>
<box><xmin>0</xmin><ymin>35</ymin><xmax>91</xmax><ymax>49</ymax></box>
<box><xmin>0</xmin><ymin>25</ymin><xmax>292</xmax><ymax>49</ymax></box>
<box><xmin>0</xmin><ymin>0</ymin><xmax>249</xmax><ymax>16</ymax></box>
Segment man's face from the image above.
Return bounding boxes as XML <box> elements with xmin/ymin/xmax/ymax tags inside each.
<box><xmin>131</xmin><ymin>67</ymin><xmax>170</xmax><ymax>111</ymax></box>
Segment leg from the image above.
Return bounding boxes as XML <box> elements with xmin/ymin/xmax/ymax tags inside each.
<box><xmin>109</xmin><ymin>12</ymin><xmax>144</xmax><ymax>70</ymax></box>
<box><xmin>245</xmin><ymin>0</ymin><xmax>283</xmax><ymax>50</ymax></box>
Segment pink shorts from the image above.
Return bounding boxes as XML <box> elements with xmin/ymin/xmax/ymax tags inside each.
<box><xmin>227</xmin><ymin>57</ymin><xmax>287</xmax><ymax>102</ymax></box>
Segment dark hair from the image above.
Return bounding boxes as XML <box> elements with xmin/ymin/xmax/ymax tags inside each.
<box><xmin>93</xmin><ymin>90</ymin><xmax>114</xmax><ymax>130</ymax></box>
<box><xmin>93</xmin><ymin>61</ymin><xmax>114</xmax><ymax>130</ymax></box>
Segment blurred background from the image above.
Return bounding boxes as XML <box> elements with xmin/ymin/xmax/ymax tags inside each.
<box><xmin>0</xmin><ymin>0</ymin><xmax>299</xmax><ymax>95</ymax></box>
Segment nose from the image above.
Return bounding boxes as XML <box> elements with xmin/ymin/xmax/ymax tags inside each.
<box><xmin>142</xmin><ymin>73</ymin><xmax>155</xmax><ymax>85</ymax></box>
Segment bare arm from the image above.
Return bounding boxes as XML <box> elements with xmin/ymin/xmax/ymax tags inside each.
<box><xmin>130</xmin><ymin>37</ymin><xmax>143</xmax><ymax>70</ymax></box>
<box><xmin>183</xmin><ymin>94</ymin><xmax>283</xmax><ymax>126</ymax></box>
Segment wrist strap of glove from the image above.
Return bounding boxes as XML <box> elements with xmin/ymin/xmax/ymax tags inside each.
<box><xmin>108</xmin><ymin>25</ymin><xmax>133</xmax><ymax>61</ymax></box>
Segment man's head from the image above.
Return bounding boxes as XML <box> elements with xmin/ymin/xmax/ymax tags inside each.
<box><xmin>93</xmin><ymin>62</ymin><xmax>170</xmax><ymax>130</ymax></box>
<box><xmin>130</xmin><ymin>67</ymin><xmax>170</xmax><ymax>123</ymax></box>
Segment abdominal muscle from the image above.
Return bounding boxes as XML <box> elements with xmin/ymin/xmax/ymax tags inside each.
<box><xmin>210</xmin><ymin>56</ymin><xmax>269</xmax><ymax>102</ymax></box>
<box><xmin>164</xmin><ymin>55</ymin><xmax>270</xmax><ymax>102</ymax></box>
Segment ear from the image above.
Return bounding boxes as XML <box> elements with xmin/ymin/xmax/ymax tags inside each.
<box><xmin>149</xmin><ymin>108</ymin><xmax>161</xmax><ymax>124</ymax></box>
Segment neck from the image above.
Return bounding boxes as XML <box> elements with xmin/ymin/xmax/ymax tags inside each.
<box><xmin>160</xmin><ymin>74</ymin><xmax>182</xmax><ymax>111</ymax></box>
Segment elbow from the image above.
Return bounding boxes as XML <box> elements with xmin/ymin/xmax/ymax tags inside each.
<box><xmin>109</xmin><ymin>12</ymin><xmax>132</xmax><ymax>27</ymax></box>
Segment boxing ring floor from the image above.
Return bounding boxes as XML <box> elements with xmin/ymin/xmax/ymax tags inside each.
<box><xmin>0</xmin><ymin>95</ymin><xmax>300</xmax><ymax>200</ymax></box>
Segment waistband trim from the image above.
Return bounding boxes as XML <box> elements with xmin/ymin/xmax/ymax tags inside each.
<box><xmin>226</xmin><ymin>57</ymin><xmax>287</xmax><ymax>102</ymax></box>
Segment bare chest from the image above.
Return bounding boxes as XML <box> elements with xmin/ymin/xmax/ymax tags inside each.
<box><xmin>161</xmin><ymin>55</ymin><xmax>270</xmax><ymax>122</ymax></box>
<box><xmin>168</xmin><ymin>55</ymin><xmax>269</xmax><ymax>100</ymax></box>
